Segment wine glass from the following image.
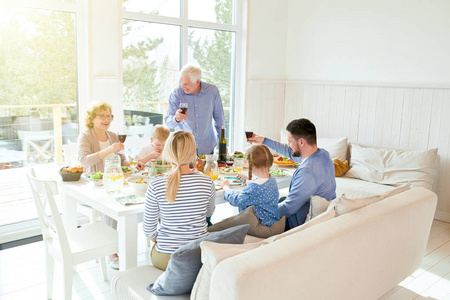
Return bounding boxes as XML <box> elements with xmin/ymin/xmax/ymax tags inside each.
<box><xmin>180</xmin><ymin>103</ymin><xmax>188</xmax><ymax>124</ymax></box>
<box><xmin>245</xmin><ymin>127</ymin><xmax>254</xmax><ymax>142</ymax></box>
<box><xmin>117</xmin><ymin>132</ymin><xmax>127</xmax><ymax>154</ymax></box>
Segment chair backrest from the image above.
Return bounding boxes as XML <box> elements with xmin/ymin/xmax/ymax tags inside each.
<box><xmin>27</xmin><ymin>168</ymin><xmax>71</xmax><ymax>254</ymax></box>
<box><xmin>62</xmin><ymin>142</ymin><xmax>80</xmax><ymax>165</ymax></box>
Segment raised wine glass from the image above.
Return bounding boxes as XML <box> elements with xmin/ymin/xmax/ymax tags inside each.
<box><xmin>117</xmin><ymin>132</ymin><xmax>127</xmax><ymax>154</ymax></box>
<box><xmin>245</xmin><ymin>127</ymin><xmax>254</xmax><ymax>142</ymax></box>
<box><xmin>180</xmin><ymin>103</ymin><xmax>188</xmax><ymax>124</ymax></box>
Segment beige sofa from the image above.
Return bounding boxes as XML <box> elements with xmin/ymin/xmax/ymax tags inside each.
<box><xmin>111</xmin><ymin>187</ymin><xmax>437</xmax><ymax>300</ymax></box>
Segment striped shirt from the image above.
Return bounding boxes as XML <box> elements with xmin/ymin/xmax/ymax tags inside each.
<box><xmin>143</xmin><ymin>172</ymin><xmax>216</xmax><ymax>254</ymax></box>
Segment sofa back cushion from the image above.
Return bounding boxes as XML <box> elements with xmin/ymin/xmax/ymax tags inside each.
<box><xmin>317</xmin><ymin>137</ymin><xmax>348</xmax><ymax>162</ymax></box>
<box><xmin>345</xmin><ymin>144</ymin><xmax>437</xmax><ymax>190</ymax></box>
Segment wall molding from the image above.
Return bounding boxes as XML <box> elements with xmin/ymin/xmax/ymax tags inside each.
<box><xmin>248</xmin><ymin>79</ymin><xmax>450</xmax><ymax>89</ymax></box>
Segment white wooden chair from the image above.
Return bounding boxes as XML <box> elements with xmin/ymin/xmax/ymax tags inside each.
<box><xmin>18</xmin><ymin>130</ymin><xmax>55</xmax><ymax>163</ymax></box>
<box><xmin>27</xmin><ymin>168</ymin><xmax>118</xmax><ymax>300</ymax></box>
<box><xmin>62</xmin><ymin>142</ymin><xmax>100</xmax><ymax>223</ymax></box>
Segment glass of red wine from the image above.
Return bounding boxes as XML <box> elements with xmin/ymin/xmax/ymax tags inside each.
<box><xmin>118</xmin><ymin>133</ymin><xmax>127</xmax><ymax>154</ymax></box>
<box><xmin>180</xmin><ymin>103</ymin><xmax>188</xmax><ymax>124</ymax></box>
<box><xmin>245</xmin><ymin>127</ymin><xmax>254</xmax><ymax>142</ymax></box>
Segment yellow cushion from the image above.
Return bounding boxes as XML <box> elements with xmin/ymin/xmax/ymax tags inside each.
<box><xmin>333</xmin><ymin>158</ymin><xmax>349</xmax><ymax>177</ymax></box>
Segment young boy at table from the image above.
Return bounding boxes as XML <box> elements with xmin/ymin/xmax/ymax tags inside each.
<box><xmin>210</xmin><ymin>144</ymin><xmax>286</xmax><ymax>238</ymax></box>
<box><xmin>136</xmin><ymin>125</ymin><xmax>170</xmax><ymax>170</ymax></box>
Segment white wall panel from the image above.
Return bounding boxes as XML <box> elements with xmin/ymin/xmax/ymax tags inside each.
<box><xmin>248</xmin><ymin>80</ymin><xmax>450</xmax><ymax>221</ymax></box>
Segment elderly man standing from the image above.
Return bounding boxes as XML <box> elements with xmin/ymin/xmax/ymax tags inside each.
<box><xmin>248</xmin><ymin>118</ymin><xmax>336</xmax><ymax>230</ymax></box>
<box><xmin>165</xmin><ymin>65</ymin><xmax>225</xmax><ymax>155</ymax></box>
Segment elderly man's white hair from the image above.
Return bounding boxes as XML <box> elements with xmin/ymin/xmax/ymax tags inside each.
<box><xmin>179</xmin><ymin>65</ymin><xmax>202</xmax><ymax>83</ymax></box>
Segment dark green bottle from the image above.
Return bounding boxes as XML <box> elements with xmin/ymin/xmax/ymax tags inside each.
<box><xmin>218</xmin><ymin>126</ymin><xmax>227</xmax><ymax>163</ymax></box>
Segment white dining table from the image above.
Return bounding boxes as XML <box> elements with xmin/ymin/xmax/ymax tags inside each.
<box><xmin>60</xmin><ymin>170</ymin><xmax>294</xmax><ymax>271</ymax></box>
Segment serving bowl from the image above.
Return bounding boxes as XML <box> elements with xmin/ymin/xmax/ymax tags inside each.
<box><xmin>126</xmin><ymin>176</ymin><xmax>150</xmax><ymax>194</ymax></box>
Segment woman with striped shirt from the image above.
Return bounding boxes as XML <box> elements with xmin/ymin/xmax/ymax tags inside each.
<box><xmin>143</xmin><ymin>131</ymin><xmax>215</xmax><ymax>270</ymax></box>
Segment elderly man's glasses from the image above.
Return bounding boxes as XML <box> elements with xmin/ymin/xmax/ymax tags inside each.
<box><xmin>97</xmin><ymin>114</ymin><xmax>114</xmax><ymax>119</ymax></box>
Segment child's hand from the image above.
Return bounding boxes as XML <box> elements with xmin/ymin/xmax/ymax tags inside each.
<box><xmin>136</xmin><ymin>161</ymin><xmax>146</xmax><ymax>170</ymax></box>
<box><xmin>220</xmin><ymin>178</ymin><xmax>230</xmax><ymax>188</ymax></box>
<box><xmin>236</xmin><ymin>174</ymin><xmax>248</xmax><ymax>181</ymax></box>
<box><xmin>149</xmin><ymin>150</ymin><xmax>162</xmax><ymax>160</ymax></box>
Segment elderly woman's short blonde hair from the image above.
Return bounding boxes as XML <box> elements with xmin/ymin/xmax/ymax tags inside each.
<box><xmin>84</xmin><ymin>102</ymin><xmax>113</xmax><ymax>129</ymax></box>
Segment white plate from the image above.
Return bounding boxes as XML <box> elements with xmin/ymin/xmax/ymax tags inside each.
<box><xmin>269</xmin><ymin>171</ymin><xmax>287</xmax><ymax>177</ymax></box>
<box><xmin>224</xmin><ymin>177</ymin><xmax>244</xmax><ymax>186</ymax></box>
<box><xmin>273</xmin><ymin>162</ymin><xmax>299</xmax><ymax>167</ymax></box>
<box><xmin>219</xmin><ymin>167</ymin><xmax>240</xmax><ymax>175</ymax></box>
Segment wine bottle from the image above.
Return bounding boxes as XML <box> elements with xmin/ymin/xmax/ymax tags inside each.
<box><xmin>218</xmin><ymin>126</ymin><xmax>227</xmax><ymax>163</ymax></box>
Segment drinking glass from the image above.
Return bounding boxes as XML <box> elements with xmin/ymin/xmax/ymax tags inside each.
<box><xmin>245</xmin><ymin>127</ymin><xmax>254</xmax><ymax>142</ymax></box>
<box><xmin>117</xmin><ymin>133</ymin><xmax>127</xmax><ymax>154</ymax></box>
<box><xmin>180</xmin><ymin>103</ymin><xmax>188</xmax><ymax>124</ymax></box>
<box><xmin>203</xmin><ymin>154</ymin><xmax>219</xmax><ymax>181</ymax></box>
<box><xmin>234</xmin><ymin>158</ymin><xmax>244</xmax><ymax>173</ymax></box>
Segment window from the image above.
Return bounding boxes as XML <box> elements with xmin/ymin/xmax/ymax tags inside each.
<box><xmin>0</xmin><ymin>0</ymin><xmax>82</xmax><ymax>240</ymax></box>
<box><xmin>122</xmin><ymin>0</ymin><xmax>241</xmax><ymax>150</ymax></box>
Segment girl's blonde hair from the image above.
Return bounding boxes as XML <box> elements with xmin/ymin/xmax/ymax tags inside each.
<box><xmin>162</xmin><ymin>131</ymin><xmax>197</xmax><ymax>203</ymax></box>
<box><xmin>84</xmin><ymin>102</ymin><xmax>113</xmax><ymax>129</ymax></box>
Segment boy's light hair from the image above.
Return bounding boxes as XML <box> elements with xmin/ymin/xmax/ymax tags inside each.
<box><xmin>152</xmin><ymin>125</ymin><xmax>170</xmax><ymax>141</ymax></box>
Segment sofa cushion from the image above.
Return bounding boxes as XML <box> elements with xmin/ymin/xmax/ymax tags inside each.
<box><xmin>111</xmin><ymin>265</ymin><xmax>190</xmax><ymax>300</ymax></box>
<box><xmin>334</xmin><ymin>194</ymin><xmax>383</xmax><ymax>216</ymax></box>
<box><xmin>336</xmin><ymin>177</ymin><xmax>398</xmax><ymax>199</ymax></box>
<box><xmin>305</xmin><ymin>195</ymin><xmax>333</xmax><ymax>222</ymax></box>
<box><xmin>313</xmin><ymin>183</ymin><xmax>411</xmax><ymax>218</ymax></box>
<box><xmin>317</xmin><ymin>137</ymin><xmax>348</xmax><ymax>161</ymax></box>
<box><xmin>148</xmin><ymin>224</ymin><xmax>250</xmax><ymax>296</ymax></box>
<box><xmin>345</xmin><ymin>144</ymin><xmax>437</xmax><ymax>190</ymax></box>
<box><xmin>208</xmin><ymin>206</ymin><xmax>286</xmax><ymax>238</ymax></box>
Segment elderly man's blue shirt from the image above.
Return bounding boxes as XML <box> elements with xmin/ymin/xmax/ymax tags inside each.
<box><xmin>164</xmin><ymin>81</ymin><xmax>225</xmax><ymax>155</ymax></box>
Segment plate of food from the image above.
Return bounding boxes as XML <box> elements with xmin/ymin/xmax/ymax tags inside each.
<box><xmin>273</xmin><ymin>156</ymin><xmax>299</xmax><ymax>167</ymax></box>
<box><xmin>224</xmin><ymin>176</ymin><xmax>244</xmax><ymax>186</ymax></box>
<box><xmin>155</xmin><ymin>161</ymin><xmax>171</xmax><ymax>169</ymax></box>
<box><xmin>219</xmin><ymin>166</ymin><xmax>239</xmax><ymax>175</ymax></box>
<box><xmin>121</xmin><ymin>166</ymin><xmax>134</xmax><ymax>174</ymax></box>
<box><xmin>85</xmin><ymin>171</ymin><xmax>104</xmax><ymax>187</ymax></box>
<box><xmin>269</xmin><ymin>168</ymin><xmax>287</xmax><ymax>177</ymax></box>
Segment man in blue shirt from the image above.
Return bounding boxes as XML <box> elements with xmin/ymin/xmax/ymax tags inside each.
<box><xmin>164</xmin><ymin>65</ymin><xmax>225</xmax><ymax>155</ymax></box>
<box><xmin>249</xmin><ymin>118</ymin><xmax>336</xmax><ymax>229</ymax></box>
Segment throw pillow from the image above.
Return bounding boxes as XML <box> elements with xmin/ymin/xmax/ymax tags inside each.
<box><xmin>304</xmin><ymin>195</ymin><xmax>332</xmax><ymax>222</ymax></box>
<box><xmin>263</xmin><ymin>207</ymin><xmax>336</xmax><ymax>244</ymax></box>
<box><xmin>192</xmin><ymin>242</ymin><xmax>263</xmax><ymax>300</ymax></box>
<box><xmin>380</xmin><ymin>182</ymin><xmax>411</xmax><ymax>199</ymax></box>
<box><xmin>334</xmin><ymin>194</ymin><xmax>383</xmax><ymax>216</ymax></box>
<box><xmin>208</xmin><ymin>206</ymin><xmax>285</xmax><ymax>238</ymax></box>
<box><xmin>148</xmin><ymin>224</ymin><xmax>250</xmax><ymax>296</ymax></box>
<box><xmin>333</xmin><ymin>158</ymin><xmax>349</xmax><ymax>177</ymax></box>
<box><xmin>345</xmin><ymin>144</ymin><xmax>438</xmax><ymax>190</ymax></box>
<box><xmin>317</xmin><ymin>137</ymin><xmax>348</xmax><ymax>161</ymax></box>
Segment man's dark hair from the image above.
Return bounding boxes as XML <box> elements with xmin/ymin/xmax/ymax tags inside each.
<box><xmin>286</xmin><ymin>118</ymin><xmax>317</xmax><ymax>145</ymax></box>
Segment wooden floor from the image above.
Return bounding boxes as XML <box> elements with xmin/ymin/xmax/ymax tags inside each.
<box><xmin>0</xmin><ymin>217</ymin><xmax>449</xmax><ymax>299</ymax></box>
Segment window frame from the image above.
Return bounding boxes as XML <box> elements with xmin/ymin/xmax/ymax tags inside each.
<box><xmin>0</xmin><ymin>0</ymin><xmax>88</xmax><ymax>244</ymax></box>
<box><xmin>121</xmin><ymin>0</ymin><xmax>246</xmax><ymax>151</ymax></box>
